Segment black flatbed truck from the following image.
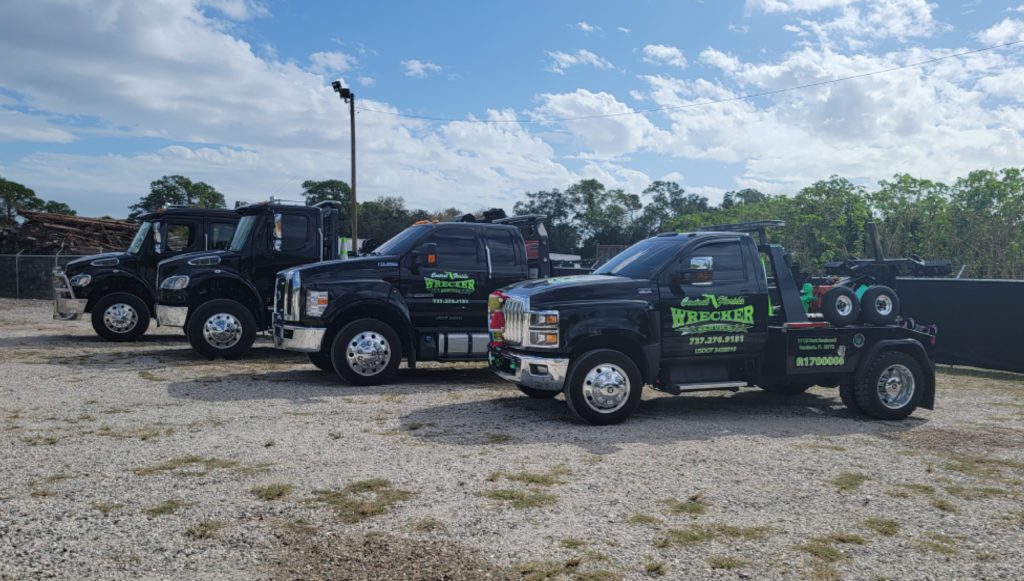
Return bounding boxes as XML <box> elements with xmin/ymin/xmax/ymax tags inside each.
<box><xmin>488</xmin><ymin>221</ymin><xmax>937</xmax><ymax>425</ymax></box>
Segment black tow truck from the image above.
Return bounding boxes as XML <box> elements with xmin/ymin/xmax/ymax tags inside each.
<box><xmin>155</xmin><ymin>200</ymin><xmax>342</xmax><ymax>358</ymax></box>
<box><xmin>488</xmin><ymin>221</ymin><xmax>938</xmax><ymax>425</ymax></box>
<box><xmin>52</xmin><ymin>207</ymin><xmax>239</xmax><ymax>341</ymax></box>
<box><xmin>271</xmin><ymin>212</ymin><xmax>550</xmax><ymax>385</ymax></box>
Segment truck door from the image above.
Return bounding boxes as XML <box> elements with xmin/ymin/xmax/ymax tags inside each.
<box><xmin>148</xmin><ymin>218</ymin><xmax>202</xmax><ymax>290</ymax></box>
<box><xmin>482</xmin><ymin>227</ymin><xmax>528</xmax><ymax>322</ymax></box>
<box><xmin>401</xmin><ymin>226</ymin><xmax>487</xmax><ymax>329</ymax></box>
<box><xmin>205</xmin><ymin>218</ymin><xmax>237</xmax><ymax>251</ymax></box>
<box><xmin>659</xmin><ymin>237</ymin><xmax>767</xmax><ymax>360</ymax></box>
<box><xmin>252</xmin><ymin>211</ymin><xmax>318</xmax><ymax>305</ymax></box>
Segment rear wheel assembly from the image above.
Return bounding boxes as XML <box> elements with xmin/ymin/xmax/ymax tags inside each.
<box><xmin>821</xmin><ymin>286</ymin><xmax>860</xmax><ymax>327</ymax></box>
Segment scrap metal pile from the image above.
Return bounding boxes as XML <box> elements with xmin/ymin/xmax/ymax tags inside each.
<box><xmin>2</xmin><ymin>211</ymin><xmax>137</xmax><ymax>254</ymax></box>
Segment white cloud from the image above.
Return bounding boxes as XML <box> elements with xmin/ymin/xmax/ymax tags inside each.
<box><xmin>628</xmin><ymin>90</ymin><xmax>646</xmax><ymax>101</ymax></box>
<box><xmin>0</xmin><ymin>109</ymin><xmax>76</xmax><ymax>143</ymax></box>
<box><xmin>534</xmin><ymin>89</ymin><xmax>669</xmax><ymax>158</ymax></box>
<box><xmin>729</xmin><ymin>23</ymin><xmax>750</xmax><ymax>34</ymax></box>
<box><xmin>978</xmin><ymin>18</ymin><xmax>1024</xmax><ymax>44</ymax></box>
<box><xmin>699</xmin><ymin>48</ymin><xmax>741</xmax><ymax>72</ymax></box>
<box><xmin>357</xmin><ymin>76</ymin><xmax>376</xmax><ymax>87</ymax></box>
<box><xmin>642</xmin><ymin>44</ymin><xmax>687</xmax><ymax>69</ymax></box>
<box><xmin>545</xmin><ymin>49</ymin><xmax>614</xmax><ymax>74</ymax></box>
<box><xmin>401</xmin><ymin>59</ymin><xmax>442</xmax><ymax>78</ymax></box>
<box><xmin>577</xmin><ymin>21</ymin><xmax>600</xmax><ymax>32</ymax></box>
<box><xmin>791</xmin><ymin>0</ymin><xmax>947</xmax><ymax>44</ymax></box>
<box><xmin>745</xmin><ymin>0</ymin><xmax>855</xmax><ymax>13</ymax></box>
<box><xmin>198</xmin><ymin>0</ymin><xmax>268</xmax><ymax>20</ymax></box>
<box><xmin>308</xmin><ymin>51</ymin><xmax>356</xmax><ymax>74</ymax></box>
<box><xmin>617</xmin><ymin>26</ymin><xmax>632</xmax><ymax>34</ymax></box>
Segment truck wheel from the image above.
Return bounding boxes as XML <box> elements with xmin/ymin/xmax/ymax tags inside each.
<box><xmin>186</xmin><ymin>299</ymin><xmax>257</xmax><ymax>360</ymax></box>
<box><xmin>821</xmin><ymin>286</ymin><xmax>860</xmax><ymax>327</ymax></box>
<box><xmin>331</xmin><ymin>319</ymin><xmax>402</xmax><ymax>386</ymax></box>
<box><xmin>758</xmin><ymin>381</ymin><xmax>813</xmax><ymax>395</ymax></box>
<box><xmin>307</xmin><ymin>350</ymin><xmax>333</xmax><ymax>372</ymax></box>
<box><xmin>91</xmin><ymin>292</ymin><xmax>150</xmax><ymax>342</ymax></box>
<box><xmin>838</xmin><ymin>380</ymin><xmax>862</xmax><ymax>415</ymax></box>
<box><xmin>860</xmin><ymin>286</ymin><xmax>900</xmax><ymax>325</ymax></box>
<box><xmin>853</xmin><ymin>351</ymin><xmax>923</xmax><ymax>420</ymax></box>
<box><xmin>517</xmin><ymin>384</ymin><xmax>559</xmax><ymax>399</ymax></box>
<box><xmin>564</xmin><ymin>349</ymin><xmax>643</xmax><ymax>426</ymax></box>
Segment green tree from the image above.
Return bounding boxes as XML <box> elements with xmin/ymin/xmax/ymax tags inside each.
<box><xmin>637</xmin><ymin>181</ymin><xmax>709</xmax><ymax>236</ymax></box>
<box><xmin>42</xmin><ymin>200</ymin><xmax>76</xmax><ymax>216</ymax></box>
<box><xmin>1</xmin><ymin>176</ymin><xmax>43</xmax><ymax>225</ymax></box>
<box><xmin>301</xmin><ymin>179</ymin><xmax>352</xmax><ymax>206</ymax></box>
<box><xmin>129</xmin><ymin>175</ymin><xmax>225</xmax><ymax>219</ymax></box>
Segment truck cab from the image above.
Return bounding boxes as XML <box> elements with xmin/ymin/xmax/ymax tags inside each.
<box><xmin>272</xmin><ymin>214</ymin><xmax>550</xmax><ymax>385</ymax></box>
<box><xmin>488</xmin><ymin>221</ymin><xmax>938</xmax><ymax>425</ymax></box>
<box><xmin>155</xmin><ymin>201</ymin><xmax>342</xmax><ymax>358</ymax></box>
<box><xmin>52</xmin><ymin>207</ymin><xmax>239</xmax><ymax>341</ymax></box>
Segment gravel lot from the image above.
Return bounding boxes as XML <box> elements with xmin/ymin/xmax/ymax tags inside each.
<box><xmin>1</xmin><ymin>298</ymin><xmax>1023</xmax><ymax>580</ymax></box>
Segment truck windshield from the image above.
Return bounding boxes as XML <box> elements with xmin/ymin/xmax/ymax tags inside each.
<box><xmin>370</xmin><ymin>225</ymin><xmax>427</xmax><ymax>255</ymax></box>
<box><xmin>229</xmin><ymin>215</ymin><xmax>259</xmax><ymax>252</ymax></box>
<box><xmin>127</xmin><ymin>221</ymin><xmax>153</xmax><ymax>255</ymax></box>
<box><xmin>593</xmin><ymin>237</ymin><xmax>681</xmax><ymax>279</ymax></box>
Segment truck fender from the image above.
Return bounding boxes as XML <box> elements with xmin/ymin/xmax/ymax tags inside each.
<box><xmin>188</xmin><ymin>271</ymin><xmax>265</xmax><ymax>326</ymax></box>
<box><xmin>87</xmin><ymin>270</ymin><xmax>156</xmax><ymax>309</ymax></box>
<box><xmin>854</xmin><ymin>338</ymin><xmax>935</xmax><ymax>410</ymax></box>
<box><xmin>321</xmin><ymin>284</ymin><xmax>414</xmax><ymax>349</ymax></box>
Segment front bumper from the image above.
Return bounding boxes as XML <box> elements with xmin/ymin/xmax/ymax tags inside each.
<box><xmin>272</xmin><ymin>321</ymin><xmax>326</xmax><ymax>352</ymax></box>
<box><xmin>489</xmin><ymin>348</ymin><xmax>570</xmax><ymax>392</ymax></box>
<box><xmin>53</xmin><ymin>298</ymin><xmax>87</xmax><ymax>320</ymax></box>
<box><xmin>156</xmin><ymin>305</ymin><xmax>188</xmax><ymax>327</ymax></box>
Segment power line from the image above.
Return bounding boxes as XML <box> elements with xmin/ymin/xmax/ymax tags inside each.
<box><xmin>353</xmin><ymin>39</ymin><xmax>1024</xmax><ymax>125</ymax></box>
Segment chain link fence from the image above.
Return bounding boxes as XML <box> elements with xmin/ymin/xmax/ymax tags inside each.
<box><xmin>0</xmin><ymin>253</ymin><xmax>87</xmax><ymax>300</ymax></box>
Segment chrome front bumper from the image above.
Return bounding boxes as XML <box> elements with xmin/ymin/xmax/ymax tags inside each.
<box><xmin>491</xmin><ymin>351</ymin><xmax>570</xmax><ymax>392</ymax></box>
<box><xmin>272</xmin><ymin>322</ymin><xmax>326</xmax><ymax>352</ymax></box>
<box><xmin>156</xmin><ymin>305</ymin><xmax>188</xmax><ymax>327</ymax></box>
<box><xmin>53</xmin><ymin>298</ymin><xmax>87</xmax><ymax>320</ymax></box>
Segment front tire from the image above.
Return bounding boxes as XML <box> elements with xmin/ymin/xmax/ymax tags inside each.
<box><xmin>517</xmin><ymin>384</ymin><xmax>559</xmax><ymax>399</ymax></box>
<box><xmin>853</xmin><ymin>351</ymin><xmax>924</xmax><ymax>420</ymax></box>
<box><xmin>91</xmin><ymin>292</ymin><xmax>150</xmax><ymax>342</ymax></box>
<box><xmin>186</xmin><ymin>299</ymin><xmax>257</xmax><ymax>360</ymax></box>
<box><xmin>838</xmin><ymin>380</ymin><xmax>862</xmax><ymax>415</ymax></box>
<box><xmin>330</xmin><ymin>319</ymin><xmax>402</xmax><ymax>386</ymax></box>
<box><xmin>563</xmin><ymin>349</ymin><xmax>643</xmax><ymax>425</ymax></box>
<box><xmin>307</xmin><ymin>350</ymin><xmax>333</xmax><ymax>372</ymax></box>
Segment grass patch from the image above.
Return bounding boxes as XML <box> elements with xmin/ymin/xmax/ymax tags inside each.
<box><xmin>485</xmin><ymin>433</ymin><xmax>512</xmax><ymax>444</ymax></box>
<box><xmin>98</xmin><ymin>424</ymin><xmax>174</xmax><ymax>441</ymax></box>
<box><xmin>809</xmin><ymin>562</ymin><xmax>841</xmax><ymax>581</ymax></box>
<box><xmin>30</xmin><ymin>489</ymin><xmax>56</xmax><ymax>498</ymax></box>
<box><xmin>930</xmin><ymin>498</ymin><xmax>958</xmax><ymax>513</ymax></box>
<box><xmin>942</xmin><ymin>453</ymin><xmax>1024</xmax><ymax>481</ymax></box>
<box><xmin>138</xmin><ymin>370</ymin><xmax>166</xmax><ymax>381</ymax></box>
<box><xmin>943</xmin><ymin>485</ymin><xmax>1009</xmax><ymax>500</ymax></box>
<box><xmin>23</xmin><ymin>435</ymin><xmax>59</xmax><ymax>446</ymax></box>
<box><xmin>91</xmin><ymin>501</ymin><xmax>122</xmax><ymax>515</ymax></box>
<box><xmin>479</xmin><ymin>488</ymin><xmax>557</xmax><ymax>509</ymax></box>
<box><xmin>1001</xmin><ymin>510</ymin><xmax>1024</xmax><ymax>526</ymax></box>
<box><xmin>251</xmin><ymin>483</ymin><xmax>293</xmax><ymax>501</ymax></box>
<box><xmin>643</xmin><ymin>559</ymin><xmax>667</xmax><ymax>576</ymax></box>
<box><xmin>102</xmin><ymin>407</ymin><xmax>132</xmax><ymax>415</ymax></box>
<box><xmin>409</xmin><ymin>517</ymin><xmax>446</xmax><ymax>532</ymax></box>
<box><xmin>662</xmin><ymin>493</ymin><xmax>707</xmax><ymax>516</ymax></box>
<box><xmin>380</xmin><ymin>393</ymin><xmax>404</xmax><ymax>404</ymax></box>
<box><xmin>653</xmin><ymin>523</ymin><xmax>773</xmax><ymax>548</ymax></box>
<box><xmin>145</xmin><ymin>499</ymin><xmax>185</xmax><ymax>516</ymax></box>
<box><xmin>708</xmin><ymin>555</ymin><xmax>748</xmax><ymax>570</ymax></box>
<box><xmin>863</xmin><ymin>518</ymin><xmax>900</xmax><ymax>536</ymax></box>
<box><xmin>799</xmin><ymin>442</ymin><xmax>847</xmax><ymax>452</ymax></box>
<box><xmin>516</xmin><ymin>560</ymin><xmax>575</xmax><ymax>581</ymax></box>
<box><xmin>134</xmin><ymin>455</ymin><xmax>271</xmax><ymax>477</ymax></box>
<box><xmin>184</xmin><ymin>520</ymin><xmax>225</xmax><ymax>540</ymax></box>
<box><xmin>496</xmin><ymin>464</ymin><xmax>570</xmax><ymax>487</ymax></box>
<box><xmin>309</xmin><ymin>479</ymin><xmax>414</xmax><ymax>523</ymax></box>
<box><xmin>831</xmin><ymin>472</ymin><xmax>868</xmax><ymax>492</ymax></box>
<box><xmin>561</xmin><ymin>537</ymin><xmax>586</xmax><ymax>549</ymax></box>
<box><xmin>627</xmin><ymin>513</ymin><xmax>661</xmax><ymax>526</ymax></box>
<box><xmin>916</xmin><ymin>532</ymin><xmax>958</xmax><ymax>556</ymax></box>
<box><xmin>798</xmin><ymin>532</ymin><xmax>867</xmax><ymax>563</ymax></box>
<box><xmin>328</xmin><ymin>431</ymin><xmax>342</xmax><ymax>440</ymax></box>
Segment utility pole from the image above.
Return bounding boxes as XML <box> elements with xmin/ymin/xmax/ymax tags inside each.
<box><xmin>331</xmin><ymin>81</ymin><xmax>357</xmax><ymax>255</ymax></box>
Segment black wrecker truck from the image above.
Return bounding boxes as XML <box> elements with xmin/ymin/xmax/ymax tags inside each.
<box><xmin>155</xmin><ymin>200</ymin><xmax>343</xmax><ymax>358</ymax></box>
<box><xmin>271</xmin><ymin>212</ymin><xmax>550</xmax><ymax>385</ymax></box>
<box><xmin>52</xmin><ymin>207</ymin><xmax>240</xmax><ymax>341</ymax></box>
<box><xmin>488</xmin><ymin>221</ymin><xmax>938</xmax><ymax>425</ymax></box>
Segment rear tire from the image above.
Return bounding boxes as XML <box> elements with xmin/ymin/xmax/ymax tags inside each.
<box><xmin>330</xmin><ymin>319</ymin><xmax>402</xmax><ymax>386</ymax></box>
<box><xmin>758</xmin><ymin>381</ymin><xmax>813</xmax><ymax>395</ymax></box>
<box><xmin>853</xmin><ymin>351</ymin><xmax>923</xmax><ymax>420</ymax></box>
<box><xmin>517</xmin><ymin>384</ymin><xmax>559</xmax><ymax>399</ymax></box>
<box><xmin>91</xmin><ymin>292</ymin><xmax>150</xmax><ymax>342</ymax></box>
<box><xmin>860</xmin><ymin>286</ymin><xmax>900</xmax><ymax>326</ymax></box>
<box><xmin>839</xmin><ymin>380</ymin><xmax>862</xmax><ymax>415</ymax></box>
<box><xmin>821</xmin><ymin>286</ymin><xmax>860</xmax><ymax>327</ymax></box>
<box><xmin>564</xmin><ymin>349</ymin><xmax>643</xmax><ymax>425</ymax></box>
<box><xmin>186</xmin><ymin>299</ymin><xmax>257</xmax><ymax>360</ymax></box>
<box><xmin>307</xmin><ymin>350</ymin><xmax>333</xmax><ymax>372</ymax></box>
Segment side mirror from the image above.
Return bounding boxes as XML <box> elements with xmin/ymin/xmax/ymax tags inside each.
<box><xmin>272</xmin><ymin>212</ymin><xmax>283</xmax><ymax>252</ymax></box>
<box><xmin>682</xmin><ymin>256</ymin><xmax>714</xmax><ymax>286</ymax></box>
<box><xmin>413</xmin><ymin>242</ymin><xmax>438</xmax><ymax>269</ymax></box>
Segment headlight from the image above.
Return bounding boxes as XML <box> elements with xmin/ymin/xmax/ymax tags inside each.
<box><xmin>90</xmin><ymin>257</ymin><xmax>118</xmax><ymax>267</ymax></box>
<box><xmin>529</xmin><ymin>312</ymin><xmax>559</xmax><ymax>328</ymax></box>
<box><xmin>69</xmin><ymin>274</ymin><xmax>92</xmax><ymax>287</ymax></box>
<box><xmin>305</xmin><ymin>290</ymin><xmax>329</xmax><ymax>318</ymax></box>
<box><xmin>527</xmin><ymin>309</ymin><xmax>559</xmax><ymax>348</ymax></box>
<box><xmin>160</xmin><ymin>275</ymin><xmax>190</xmax><ymax>290</ymax></box>
<box><xmin>187</xmin><ymin>255</ymin><xmax>221</xmax><ymax>266</ymax></box>
<box><xmin>529</xmin><ymin>330</ymin><xmax>560</xmax><ymax>347</ymax></box>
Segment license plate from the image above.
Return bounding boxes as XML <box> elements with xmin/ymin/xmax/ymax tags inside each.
<box><xmin>490</xmin><ymin>351</ymin><xmax>519</xmax><ymax>374</ymax></box>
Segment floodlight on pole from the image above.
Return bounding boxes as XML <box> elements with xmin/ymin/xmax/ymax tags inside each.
<box><xmin>331</xmin><ymin>80</ymin><xmax>357</xmax><ymax>255</ymax></box>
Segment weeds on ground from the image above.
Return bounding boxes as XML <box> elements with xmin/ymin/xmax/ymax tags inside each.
<box><xmin>252</xmin><ymin>483</ymin><xmax>293</xmax><ymax>501</ymax></box>
<box><xmin>23</xmin><ymin>435</ymin><xmax>59</xmax><ymax>446</ymax></box>
<box><xmin>831</xmin><ymin>472</ymin><xmax>868</xmax><ymax>492</ymax></box>
<box><xmin>930</xmin><ymin>497</ymin><xmax>958</xmax><ymax>513</ymax></box>
<box><xmin>708</xmin><ymin>555</ymin><xmax>748</xmax><ymax>570</ymax></box>
<box><xmin>916</xmin><ymin>532</ymin><xmax>958</xmax><ymax>556</ymax></box>
<box><xmin>797</xmin><ymin>533</ymin><xmax>866</xmax><ymax>563</ymax></box>
<box><xmin>627</xmin><ymin>513</ymin><xmax>661</xmax><ymax>526</ymax></box>
<box><xmin>184</xmin><ymin>520</ymin><xmax>225</xmax><ymax>540</ymax></box>
<box><xmin>653</xmin><ymin>524</ymin><xmax>774</xmax><ymax>548</ymax></box>
<box><xmin>309</xmin><ymin>479</ymin><xmax>414</xmax><ymax>523</ymax></box>
<box><xmin>492</xmin><ymin>464</ymin><xmax>571</xmax><ymax>487</ymax></box>
<box><xmin>662</xmin><ymin>493</ymin><xmax>708</xmax><ymax>516</ymax></box>
<box><xmin>328</xmin><ymin>432</ymin><xmax>342</xmax><ymax>440</ymax></box>
<box><xmin>863</xmin><ymin>518</ymin><xmax>900</xmax><ymax>536</ymax></box>
<box><xmin>408</xmin><ymin>517</ymin><xmax>446</xmax><ymax>532</ymax></box>
<box><xmin>516</xmin><ymin>558</ymin><xmax>621</xmax><ymax>581</ymax></box>
<box><xmin>91</xmin><ymin>501</ymin><xmax>122</xmax><ymax>515</ymax></box>
<box><xmin>1001</xmin><ymin>510</ymin><xmax>1024</xmax><ymax>526</ymax></box>
<box><xmin>138</xmin><ymin>371</ymin><xmax>166</xmax><ymax>382</ymax></box>
<box><xmin>145</xmin><ymin>499</ymin><xmax>185</xmax><ymax>516</ymax></box>
<box><xmin>97</xmin><ymin>424</ymin><xmax>175</xmax><ymax>441</ymax></box>
<box><xmin>485</xmin><ymin>433</ymin><xmax>512</xmax><ymax>444</ymax></box>
<box><xmin>941</xmin><ymin>453</ymin><xmax>1024</xmax><ymax>482</ymax></box>
<box><xmin>643</xmin><ymin>559</ymin><xmax>667</xmax><ymax>576</ymax></box>
<box><xmin>134</xmin><ymin>455</ymin><xmax>271</xmax><ymax>477</ymax></box>
<box><xmin>561</xmin><ymin>537</ymin><xmax>586</xmax><ymax>549</ymax></box>
<box><xmin>479</xmin><ymin>488</ymin><xmax>557</xmax><ymax>509</ymax></box>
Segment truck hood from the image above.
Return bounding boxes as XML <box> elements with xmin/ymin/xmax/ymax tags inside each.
<box><xmin>64</xmin><ymin>251</ymin><xmax>133</xmax><ymax>277</ymax></box>
<box><xmin>504</xmin><ymin>274</ymin><xmax>653</xmax><ymax>307</ymax></box>
<box><xmin>289</xmin><ymin>255</ymin><xmax>401</xmax><ymax>285</ymax></box>
<box><xmin>157</xmin><ymin>250</ymin><xmax>241</xmax><ymax>279</ymax></box>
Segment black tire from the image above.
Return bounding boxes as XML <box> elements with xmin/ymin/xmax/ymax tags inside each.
<box><xmin>563</xmin><ymin>349</ymin><xmax>643</xmax><ymax>425</ymax></box>
<box><xmin>330</xmin><ymin>319</ymin><xmax>402</xmax><ymax>386</ymax></box>
<box><xmin>307</xmin><ymin>350</ymin><xmax>333</xmax><ymax>372</ymax></box>
<box><xmin>517</xmin><ymin>384</ymin><xmax>559</xmax><ymax>399</ymax></box>
<box><xmin>758</xmin><ymin>381</ymin><xmax>813</xmax><ymax>395</ymax></box>
<box><xmin>853</xmin><ymin>351</ymin><xmax>924</xmax><ymax>420</ymax></box>
<box><xmin>90</xmin><ymin>292</ymin><xmax>150</xmax><ymax>342</ymax></box>
<box><xmin>838</xmin><ymin>380</ymin><xmax>862</xmax><ymax>415</ymax></box>
<box><xmin>186</xmin><ymin>299</ymin><xmax>257</xmax><ymax>360</ymax></box>
<box><xmin>821</xmin><ymin>286</ymin><xmax>860</xmax><ymax>327</ymax></box>
<box><xmin>860</xmin><ymin>285</ymin><xmax>900</xmax><ymax>326</ymax></box>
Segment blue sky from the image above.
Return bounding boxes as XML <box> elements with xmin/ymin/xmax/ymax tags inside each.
<box><xmin>1</xmin><ymin>0</ymin><xmax>1023</xmax><ymax>217</ymax></box>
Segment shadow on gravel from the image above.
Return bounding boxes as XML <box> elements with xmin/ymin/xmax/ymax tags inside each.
<box><xmin>0</xmin><ymin>332</ymin><xmax>188</xmax><ymax>349</ymax></box>
<box><xmin>166</xmin><ymin>366</ymin><xmax>504</xmax><ymax>403</ymax></box>
<box><xmin>45</xmin><ymin>345</ymin><xmax>304</xmax><ymax>370</ymax></box>
<box><xmin>401</xmin><ymin>388</ymin><xmax>929</xmax><ymax>453</ymax></box>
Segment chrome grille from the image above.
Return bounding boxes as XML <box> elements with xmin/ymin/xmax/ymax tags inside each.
<box><xmin>274</xmin><ymin>274</ymin><xmax>287</xmax><ymax>316</ymax></box>
<box><xmin>503</xmin><ymin>297</ymin><xmax>528</xmax><ymax>345</ymax></box>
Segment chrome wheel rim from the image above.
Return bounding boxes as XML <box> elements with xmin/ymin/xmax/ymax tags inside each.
<box><xmin>874</xmin><ymin>294</ymin><xmax>893</xmax><ymax>316</ymax></box>
<box><xmin>202</xmin><ymin>313</ymin><xmax>242</xmax><ymax>349</ymax></box>
<box><xmin>836</xmin><ymin>295</ymin><xmax>854</xmax><ymax>317</ymax></box>
<box><xmin>877</xmin><ymin>364</ymin><xmax>915</xmax><ymax>409</ymax></box>
<box><xmin>347</xmin><ymin>331</ymin><xmax>391</xmax><ymax>376</ymax></box>
<box><xmin>581</xmin><ymin>363</ymin><xmax>630</xmax><ymax>414</ymax></box>
<box><xmin>103</xmin><ymin>303</ymin><xmax>138</xmax><ymax>333</ymax></box>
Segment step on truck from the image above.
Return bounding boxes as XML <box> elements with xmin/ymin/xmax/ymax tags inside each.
<box><xmin>488</xmin><ymin>220</ymin><xmax>938</xmax><ymax>425</ymax></box>
<box><xmin>52</xmin><ymin>207</ymin><xmax>240</xmax><ymax>341</ymax></box>
<box><xmin>155</xmin><ymin>200</ymin><xmax>343</xmax><ymax>358</ymax></box>
<box><xmin>271</xmin><ymin>211</ymin><xmax>550</xmax><ymax>385</ymax></box>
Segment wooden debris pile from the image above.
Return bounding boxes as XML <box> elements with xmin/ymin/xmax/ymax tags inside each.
<box><xmin>2</xmin><ymin>211</ymin><xmax>137</xmax><ymax>254</ymax></box>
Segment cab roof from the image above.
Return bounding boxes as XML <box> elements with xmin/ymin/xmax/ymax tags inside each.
<box><xmin>140</xmin><ymin>207</ymin><xmax>240</xmax><ymax>221</ymax></box>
